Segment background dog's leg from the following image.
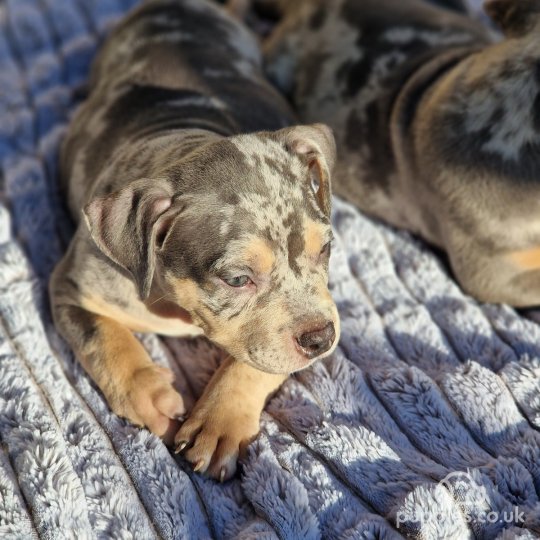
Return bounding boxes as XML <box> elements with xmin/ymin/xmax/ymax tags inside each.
<box><xmin>174</xmin><ymin>357</ymin><xmax>286</xmax><ymax>481</ymax></box>
<box><xmin>51</xmin><ymin>303</ymin><xmax>186</xmax><ymax>443</ymax></box>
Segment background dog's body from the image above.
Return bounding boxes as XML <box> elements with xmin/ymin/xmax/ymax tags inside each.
<box><xmin>261</xmin><ymin>0</ymin><xmax>540</xmax><ymax>306</ymax></box>
<box><xmin>51</xmin><ymin>0</ymin><xmax>339</xmax><ymax>481</ymax></box>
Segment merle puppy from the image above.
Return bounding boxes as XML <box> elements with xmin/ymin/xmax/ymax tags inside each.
<box><xmin>51</xmin><ymin>0</ymin><xmax>339</xmax><ymax>481</ymax></box>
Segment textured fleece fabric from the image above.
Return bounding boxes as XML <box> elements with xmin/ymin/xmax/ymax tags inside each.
<box><xmin>1</xmin><ymin>0</ymin><xmax>539</xmax><ymax>538</ymax></box>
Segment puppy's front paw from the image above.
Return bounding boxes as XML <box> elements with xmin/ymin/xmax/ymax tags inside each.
<box><xmin>174</xmin><ymin>397</ymin><xmax>260</xmax><ymax>481</ymax></box>
<box><xmin>112</xmin><ymin>365</ymin><xmax>186</xmax><ymax>444</ymax></box>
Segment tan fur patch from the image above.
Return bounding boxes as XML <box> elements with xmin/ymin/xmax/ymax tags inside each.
<box><xmin>243</xmin><ymin>237</ymin><xmax>275</xmax><ymax>275</ymax></box>
<box><xmin>76</xmin><ymin>315</ymin><xmax>155</xmax><ymax>418</ymax></box>
<box><xmin>305</xmin><ymin>220</ymin><xmax>324</xmax><ymax>257</ymax></box>
<box><xmin>94</xmin><ymin>315</ymin><xmax>151</xmax><ymax>379</ymax></box>
<box><xmin>172</xmin><ymin>278</ymin><xmax>201</xmax><ymax>311</ymax></box>
<box><xmin>89</xmin><ymin>315</ymin><xmax>185</xmax><ymax>441</ymax></box>
<box><xmin>204</xmin><ymin>309</ymin><xmax>244</xmax><ymax>353</ymax></box>
<box><xmin>81</xmin><ymin>293</ymin><xmax>201</xmax><ymax>337</ymax></box>
<box><xmin>171</xmin><ymin>278</ymin><xmax>242</xmax><ymax>344</ymax></box>
<box><xmin>508</xmin><ymin>247</ymin><xmax>540</xmax><ymax>271</ymax></box>
<box><xmin>175</xmin><ymin>357</ymin><xmax>286</xmax><ymax>479</ymax></box>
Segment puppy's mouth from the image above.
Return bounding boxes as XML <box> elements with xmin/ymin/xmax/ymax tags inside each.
<box><xmin>245</xmin><ymin>344</ymin><xmax>338</xmax><ymax>375</ymax></box>
<box><xmin>237</xmin><ymin>320</ymin><xmax>340</xmax><ymax>375</ymax></box>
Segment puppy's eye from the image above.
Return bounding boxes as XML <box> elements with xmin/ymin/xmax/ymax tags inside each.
<box><xmin>222</xmin><ymin>275</ymin><xmax>252</xmax><ymax>288</ymax></box>
<box><xmin>320</xmin><ymin>241</ymin><xmax>332</xmax><ymax>257</ymax></box>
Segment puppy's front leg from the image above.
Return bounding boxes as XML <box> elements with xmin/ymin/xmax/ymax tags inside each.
<box><xmin>52</xmin><ymin>303</ymin><xmax>186</xmax><ymax>443</ymax></box>
<box><xmin>174</xmin><ymin>357</ymin><xmax>286</xmax><ymax>481</ymax></box>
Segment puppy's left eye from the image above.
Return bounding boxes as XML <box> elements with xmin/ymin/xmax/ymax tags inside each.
<box><xmin>222</xmin><ymin>275</ymin><xmax>252</xmax><ymax>288</ymax></box>
<box><xmin>320</xmin><ymin>241</ymin><xmax>332</xmax><ymax>257</ymax></box>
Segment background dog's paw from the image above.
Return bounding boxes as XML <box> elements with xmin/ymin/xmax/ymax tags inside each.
<box><xmin>112</xmin><ymin>365</ymin><xmax>186</xmax><ymax>444</ymax></box>
<box><xmin>174</xmin><ymin>401</ymin><xmax>260</xmax><ymax>481</ymax></box>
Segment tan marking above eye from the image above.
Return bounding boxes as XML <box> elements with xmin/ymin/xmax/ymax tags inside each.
<box><xmin>304</xmin><ymin>220</ymin><xmax>325</xmax><ymax>258</ymax></box>
<box><xmin>243</xmin><ymin>237</ymin><xmax>275</xmax><ymax>275</ymax></box>
<box><xmin>508</xmin><ymin>247</ymin><xmax>540</xmax><ymax>271</ymax></box>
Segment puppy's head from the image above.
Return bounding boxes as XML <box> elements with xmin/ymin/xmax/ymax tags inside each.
<box><xmin>84</xmin><ymin>124</ymin><xmax>339</xmax><ymax>374</ymax></box>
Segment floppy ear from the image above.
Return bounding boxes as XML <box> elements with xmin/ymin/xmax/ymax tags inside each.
<box><xmin>282</xmin><ymin>123</ymin><xmax>336</xmax><ymax>217</ymax></box>
<box><xmin>83</xmin><ymin>178</ymin><xmax>175</xmax><ymax>300</ymax></box>
<box><xmin>484</xmin><ymin>0</ymin><xmax>540</xmax><ymax>36</ymax></box>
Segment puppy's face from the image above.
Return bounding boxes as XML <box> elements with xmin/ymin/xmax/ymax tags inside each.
<box><xmin>85</xmin><ymin>124</ymin><xmax>340</xmax><ymax>374</ymax></box>
<box><xmin>159</xmin><ymin>127</ymin><xmax>339</xmax><ymax>373</ymax></box>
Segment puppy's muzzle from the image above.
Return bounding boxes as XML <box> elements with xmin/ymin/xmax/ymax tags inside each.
<box><xmin>295</xmin><ymin>321</ymin><xmax>336</xmax><ymax>359</ymax></box>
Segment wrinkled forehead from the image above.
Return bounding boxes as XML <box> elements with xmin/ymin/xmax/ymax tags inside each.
<box><xmin>216</xmin><ymin>136</ymin><xmax>330</xmax><ymax>272</ymax></box>
<box><xmin>177</xmin><ymin>135</ymin><xmax>331</xmax><ymax>277</ymax></box>
<box><xmin>228</xmin><ymin>134</ymin><xmax>326</xmax><ymax>227</ymax></box>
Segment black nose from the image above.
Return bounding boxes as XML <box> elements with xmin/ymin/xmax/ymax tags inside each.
<box><xmin>296</xmin><ymin>322</ymin><xmax>336</xmax><ymax>359</ymax></box>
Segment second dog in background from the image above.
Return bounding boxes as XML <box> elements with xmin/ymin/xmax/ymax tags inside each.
<box><xmin>243</xmin><ymin>0</ymin><xmax>540</xmax><ymax>307</ymax></box>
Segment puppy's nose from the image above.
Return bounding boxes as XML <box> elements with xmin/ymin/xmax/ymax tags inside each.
<box><xmin>296</xmin><ymin>322</ymin><xmax>335</xmax><ymax>359</ymax></box>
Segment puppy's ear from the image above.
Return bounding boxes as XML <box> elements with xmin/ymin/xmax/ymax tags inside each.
<box><xmin>83</xmin><ymin>178</ymin><xmax>175</xmax><ymax>300</ymax></box>
<box><xmin>484</xmin><ymin>0</ymin><xmax>540</xmax><ymax>36</ymax></box>
<box><xmin>282</xmin><ymin>123</ymin><xmax>336</xmax><ymax>217</ymax></box>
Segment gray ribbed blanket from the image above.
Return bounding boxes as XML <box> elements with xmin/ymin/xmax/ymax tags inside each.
<box><xmin>1</xmin><ymin>0</ymin><xmax>539</xmax><ymax>538</ymax></box>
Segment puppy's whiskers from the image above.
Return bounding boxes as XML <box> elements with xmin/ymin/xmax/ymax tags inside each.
<box><xmin>148</xmin><ymin>293</ymin><xmax>172</xmax><ymax>306</ymax></box>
